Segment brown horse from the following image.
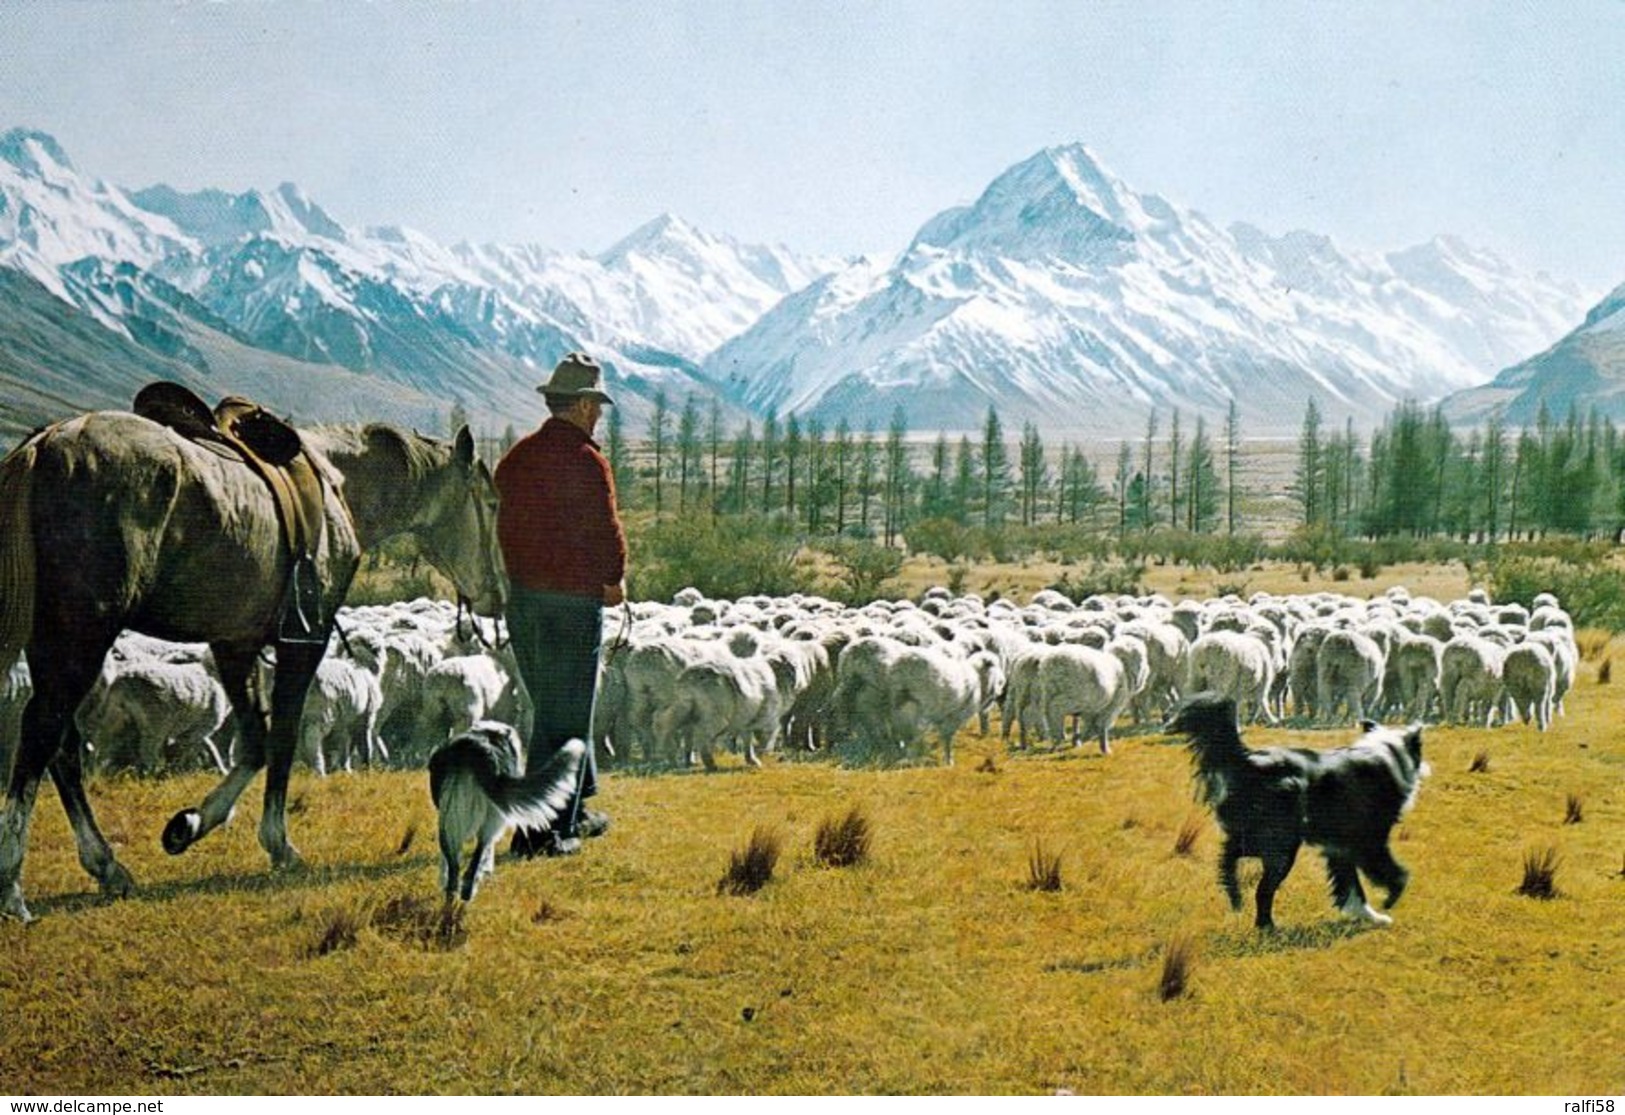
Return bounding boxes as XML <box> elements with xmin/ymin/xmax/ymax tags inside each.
<box><xmin>0</xmin><ymin>410</ymin><xmax>506</xmax><ymax>921</ymax></box>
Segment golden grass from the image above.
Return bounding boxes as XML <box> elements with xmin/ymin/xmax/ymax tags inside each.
<box><xmin>3</xmin><ymin>643</ymin><xmax>1624</xmax><ymax>1094</ymax></box>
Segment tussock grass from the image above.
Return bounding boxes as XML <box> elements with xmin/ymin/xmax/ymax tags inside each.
<box><xmin>309</xmin><ymin>903</ymin><xmax>366</xmax><ymax>958</ymax></box>
<box><xmin>718</xmin><ymin>826</ymin><xmax>782</xmax><ymax>896</ymax></box>
<box><xmin>1469</xmin><ymin>749</ymin><xmax>1492</xmax><ymax>773</ymax></box>
<box><xmin>1027</xmin><ymin>840</ymin><xmax>1063</xmax><ymax>892</ymax></box>
<box><xmin>394</xmin><ymin>823</ymin><xmax>417</xmax><ymax>856</ymax></box>
<box><xmin>813</xmin><ymin>806</ymin><xmax>872</xmax><ymax>868</ymax></box>
<box><xmin>5</xmin><ymin>626</ymin><xmax>1623</xmax><ymax>1095</ymax></box>
<box><xmin>1172</xmin><ymin>817</ymin><xmax>1202</xmax><ymax>857</ymax></box>
<box><xmin>1518</xmin><ymin>847</ymin><xmax>1562</xmax><ymax>900</ymax></box>
<box><xmin>1564</xmin><ymin>793</ymin><xmax>1585</xmax><ymax>825</ymax></box>
<box><xmin>1157</xmin><ymin>932</ymin><xmax>1198</xmax><ymax>1002</ymax></box>
<box><xmin>1599</xmin><ymin>657</ymin><xmax>1612</xmax><ymax>685</ymax></box>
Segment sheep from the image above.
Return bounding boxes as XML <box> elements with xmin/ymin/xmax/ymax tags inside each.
<box><xmin>297</xmin><ymin>655</ymin><xmax>386</xmax><ymax>775</ymax></box>
<box><xmin>832</xmin><ymin>636</ymin><xmax>983</xmax><ymax>764</ymax></box>
<box><xmin>1501</xmin><ymin>642</ymin><xmax>1557</xmax><ymax>731</ymax></box>
<box><xmin>1315</xmin><ymin>628</ymin><xmax>1386</xmax><ymax>724</ymax></box>
<box><xmin>1035</xmin><ymin>644</ymin><xmax>1130</xmax><ymax>753</ymax></box>
<box><xmin>419</xmin><ymin>653</ymin><xmax>529</xmax><ymax>748</ymax></box>
<box><xmin>75</xmin><ymin>658</ymin><xmax>233</xmax><ymax>775</ymax></box>
<box><xmin>1186</xmin><ymin>630</ymin><xmax>1278</xmax><ymax>725</ymax></box>
<box><xmin>1525</xmin><ymin>627</ymin><xmax>1578</xmax><ymax>718</ymax></box>
<box><xmin>1387</xmin><ymin>631</ymin><xmax>1444</xmax><ymax>722</ymax></box>
<box><xmin>651</xmin><ymin>629</ymin><xmax>782</xmax><ymax>770</ymax></box>
<box><xmin>1440</xmin><ymin>635</ymin><xmax>1506</xmax><ymax>728</ymax></box>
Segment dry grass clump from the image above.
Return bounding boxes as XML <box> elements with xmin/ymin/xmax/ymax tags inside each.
<box><xmin>1517</xmin><ymin>846</ymin><xmax>1561</xmax><ymax>900</ymax></box>
<box><xmin>1564</xmin><ymin>793</ymin><xmax>1585</xmax><ymax>825</ymax></box>
<box><xmin>1158</xmin><ymin>932</ymin><xmax>1199</xmax><ymax>1002</ymax></box>
<box><xmin>308</xmin><ymin>903</ymin><xmax>366</xmax><ymax>958</ymax></box>
<box><xmin>1598</xmin><ymin>658</ymin><xmax>1612</xmax><ymax>685</ymax></box>
<box><xmin>1576</xmin><ymin>628</ymin><xmax>1612</xmax><ymax>662</ymax></box>
<box><xmin>371</xmin><ymin>893</ymin><xmax>469</xmax><ymax>951</ymax></box>
<box><xmin>718</xmin><ymin>826</ymin><xmax>783</xmax><ymax>896</ymax></box>
<box><xmin>306</xmin><ymin>893</ymin><xmax>468</xmax><ymax>956</ymax></box>
<box><xmin>1027</xmin><ymin>840</ymin><xmax>1063</xmax><ymax>892</ymax></box>
<box><xmin>394</xmin><ymin>823</ymin><xmax>418</xmax><ymax>856</ymax></box>
<box><xmin>813</xmin><ymin>805</ymin><xmax>873</xmax><ymax>868</ymax></box>
<box><xmin>532</xmin><ymin>899</ymin><xmax>573</xmax><ymax>924</ymax></box>
<box><xmin>1469</xmin><ymin>750</ymin><xmax>1491</xmax><ymax>773</ymax></box>
<box><xmin>1172</xmin><ymin>817</ymin><xmax>1202</xmax><ymax>857</ymax></box>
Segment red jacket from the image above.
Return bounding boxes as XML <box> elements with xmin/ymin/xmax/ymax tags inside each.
<box><xmin>494</xmin><ymin>418</ymin><xmax>626</xmax><ymax>599</ymax></box>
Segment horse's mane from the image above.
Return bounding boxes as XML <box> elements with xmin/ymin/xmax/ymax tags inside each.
<box><xmin>305</xmin><ymin>423</ymin><xmax>451</xmax><ymax>484</ymax></box>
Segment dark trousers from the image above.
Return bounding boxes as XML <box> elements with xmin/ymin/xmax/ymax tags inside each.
<box><xmin>507</xmin><ymin>586</ymin><xmax>601</xmax><ymax>837</ymax></box>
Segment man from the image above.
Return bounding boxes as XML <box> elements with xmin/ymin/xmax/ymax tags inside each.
<box><xmin>494</xmin><ymin>351</ymin><xmax>626</xmax><ymax>857</ymax></box>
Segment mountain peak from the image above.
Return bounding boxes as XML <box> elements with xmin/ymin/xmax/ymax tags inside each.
<box><xmin>600</xmin><ymin>212</ymin><xmax>710</xmax><ymax>264</ymax></box>
<box><xmin>0</xmin><ymin>128</ymin><xmax>75</xmax><ymax>176</ymax></box>
<box><xmin>909</xmin><ymin>140</ymin><xmax>1137</xmax><ymax>263</ymax></box>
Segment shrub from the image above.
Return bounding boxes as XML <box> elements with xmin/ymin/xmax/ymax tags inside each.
<box><xmin>1486</xmin><ymin>555</ymin><xmax>1625</xmax><ymax>631</ymax></box>
<box><xmin>1048</xmin><ymin>559</ymin><xmax>1146</xmax><ymax>601</ymax></box>
<box><xmin>1517</xmin><ymin>847</ymin><xmax>1561</xmax><ymax>900</ymax></box>
<box><xmin>819</xmin><ymin>538</ymin><xmax>905</xmax><ymax>604</ymax></box>
<box><xmin>718</xmin><ymin>826</ymin><xmax>783</xmax><ymax>896</ymax></box>
<box><xmin>1158</xmin><ymin>933</ymin><xmax>1198</xmax><ymax>1002</ymax></box>
<box><xmin>813</xmin><ymin>806</ymin><xmax>873</xmax><ymax>868</ymax></box>
<box><xmin>1027</xmin><ymin>840</ymin><xmax>1063</xmax><ymax>892</ymax></box>
<box><xmin>1172</xmin><ymin>817</ymin><xmax>1202</xmax><ymax>857</ymax></box>
<box><xmin>632</xmin><ymin>515</ymin><xmax>808</xmax><ymax>602</ymax></box>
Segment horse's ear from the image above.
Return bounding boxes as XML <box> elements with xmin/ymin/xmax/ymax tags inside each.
<box><xmin>453</xmin><ymin>425</ymin><xmax>475</xmax><ymax>466</ymax></box>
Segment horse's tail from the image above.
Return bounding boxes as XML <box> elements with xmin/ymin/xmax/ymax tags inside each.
<box><xmin>0</xmin><ymin>438</ymin><xmax>39</xmax><ymax>671</ymax></box>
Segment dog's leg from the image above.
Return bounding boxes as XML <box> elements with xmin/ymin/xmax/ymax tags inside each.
<box><xmin>1359</xmin><ymin>841</ymin><xmax>1410</xmax><ymax>913</ymax></box>
<box><xmin>438</xmin><ymin>821</ymin><xmax>462</xmax><ymax>901</ymax></box>
<box><xmin>1218</xmin><ymin>837</ymin><xmax>1244</xmax><ymax>912</ymax></box>
<box><xmin>1254</xmin><ymin>843</ymin><xmax>1298</xmax><ymax>929</ymax></box>
<box><xmin>1325</xmin><ymin>851</ymin><xmax>1385</xmax><ymax>923</ymax></box>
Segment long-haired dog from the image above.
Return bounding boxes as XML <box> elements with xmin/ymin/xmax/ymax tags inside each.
<box><xmin>1166</xmin><ymin>692</ymin><xmax>1428</xmax><ymax>929</ymax></box>
<box><xmin>428</xmin><ymin>721</ymin><xmax>583</xmax><ymax>902</ymax></box>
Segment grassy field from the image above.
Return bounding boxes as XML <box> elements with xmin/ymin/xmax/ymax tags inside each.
<box><xmin>2</xmin><ymin>633</ymin><xmax>1621</xmax><ymax>1095</ymax></box>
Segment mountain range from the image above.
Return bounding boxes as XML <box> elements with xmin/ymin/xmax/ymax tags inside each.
<box><xmin>0</xmin><ymin>126</ymin><xmax>1612</xmax><ymax>444</ymax></box>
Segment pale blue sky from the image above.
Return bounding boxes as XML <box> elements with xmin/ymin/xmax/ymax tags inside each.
<box><xmin>6</xmin><ymin>0</ymin><xmax>1624</xmax><ymax>290</ymax></box>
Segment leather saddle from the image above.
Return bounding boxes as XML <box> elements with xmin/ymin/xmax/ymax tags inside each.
<box><xmin>133</xmin><ymin>381</ymin><xmax>331</xmax><ymax>645</ymax></box>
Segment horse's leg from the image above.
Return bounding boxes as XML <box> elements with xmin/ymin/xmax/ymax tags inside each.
<box><xmin>258</xmin><ymin>641</ymin><xmax>324</xmax><ymax>871</ymax></box>
<box><xmin>163</xmin><ymin>643</ymin><xmax>267</xmax><ymax>855</ymax></box>
<box><xmin>1</xmin><ymin>639</ymin><xmax>124</xmax><ymax>920</ymax></box>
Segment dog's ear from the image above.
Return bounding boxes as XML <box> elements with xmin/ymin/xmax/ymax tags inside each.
<box><xmin>1404</xmin><ymin>724</ymin><xmax>1424</xmax><ymax>761</ymax></box>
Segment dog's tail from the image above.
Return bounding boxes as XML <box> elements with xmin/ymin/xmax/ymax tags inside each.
<box><xmin>430</xmin><ymin>737</ymin><xmax>585</xmax><ymax>832</ymax></box>
<box><xmin>485</xmin><ymin>739</ymin><xmax>586</xmax><ymax>832</ymax></box>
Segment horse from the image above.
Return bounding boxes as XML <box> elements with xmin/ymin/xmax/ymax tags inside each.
<box><xmin>0</xmin><ymin>409</ymin><xmax>507</xmax><ymax>921</ymax></box>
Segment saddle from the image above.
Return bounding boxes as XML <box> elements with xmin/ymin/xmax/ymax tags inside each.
<box><xmin>133</xmin><ymin>381</ymin><xmax>331</xmax><ymax>645</ymax></box>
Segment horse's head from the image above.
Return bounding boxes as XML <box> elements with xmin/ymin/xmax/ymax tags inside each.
<box><xmin>414</xmin><ymin>427</ymin><xmax>508</xmax><ymax>617</ymax></box>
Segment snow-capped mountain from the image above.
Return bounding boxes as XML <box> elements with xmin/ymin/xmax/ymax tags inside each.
<box><xmin>1441</xmin><ymin>278</ymin><xmax>1625</xmax><ymax>426</ymax></box>
<box><xmin>0</xmin><ymin>126</ymin><xmax>1604</xmax><ymax>443</ymax></box>
<box><xmin>0</xmin><ymin>127</ymin><xmax>836</xmax><ymax>435</ymax></box>
<box><xmin>703</xmin><ymin>145</ymin><xmax>1594</xmax><ymax>435</ymax></box>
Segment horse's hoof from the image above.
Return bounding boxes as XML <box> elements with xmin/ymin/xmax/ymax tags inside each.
<box><xmin>0</xmin><ymin>882</ymin><xmax>32</xmax><ymax>923</ymax></box>
<box><xmin>162</xmin><ymin>809</ymin><xmax>203</xmax><ymax>855</ymax></box>
<box><xmin>270</xmin><ymin>847</ymin><xmax>306</xmax><ymax>873</ymax></box>
<box><xmin>98</xmin><ymin>861</ymin><xmax>137</xmax><ymax>900</ymax></box>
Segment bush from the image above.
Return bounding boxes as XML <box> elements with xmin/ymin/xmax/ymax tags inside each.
<box><xmin>1048</xmin><ymin>559</ymin><xmax>1146</xmax><ymax>601</ymax></box>
<box><xmin>1486</xmin><ymin>555</ymin><xmax>1625</xmax><ymax>631</ymax></box>
<box><xmin>631</xmin><ymin>515</ymin><xmax>811</xmax><ymax>602</ymax></box>
<box><xmin>819</xmin><ymin>538</ymin><xmax>905</xmax><ymax>604</ymax></box>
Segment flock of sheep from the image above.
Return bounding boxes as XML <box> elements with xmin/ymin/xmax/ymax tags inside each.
<box><xmin>0</xmin><ymin>581</ymin><xmax>1580</xmax><ymax>782</ymax></box>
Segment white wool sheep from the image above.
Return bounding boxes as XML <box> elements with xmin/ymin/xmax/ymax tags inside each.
<box><xmin>1035</xmin><ymin>643</ymin><xmax>1130</xmax><ymax>753</ymax></box>
<box><xmin>1501</xmin><ymin>641</ymin><xmax>1557</xmax><ymax>731</ymax></box>
<box><xmin>297</xmin><ymin>655</ymin><xmax>385</xmax><ymax>775</ymax></box>
<box><xmin>651</xmin><ymin>629</ymin><xmax>782</xmax><ymax>770</ymax></box>
<box><xmin>1187</xmin><ymin>630</ymin><xmax>1278</xmax><ymax>725</ymax></box>
<box><xmin>76</xmin><ymin>658</ymin><xmax>233</xmax><ymax>775</ymax></box>
<box><xmin>418</xmin><ymin>653</ymin><xmax>528</xmax><ymax>749</ymax></box>
<box><xmin>1315</xmin><ymin>628</ymin><xmax>1386</xmax><ymax>724</ymax></box>
<box><xmin>1440</xmin><ymin>635</ymin><xmax>1506</xmax><ymax>728</ymax></box>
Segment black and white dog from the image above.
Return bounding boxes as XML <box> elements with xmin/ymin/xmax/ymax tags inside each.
<box><xmin>1166</xmin><ymin>692</ymin><xmax>1428</xmax><ymax>929</ymax></box>
<box><xmin>428</xmin><ymin>722</ymin><xmax>583</xmax><ymax>902</ymax></box>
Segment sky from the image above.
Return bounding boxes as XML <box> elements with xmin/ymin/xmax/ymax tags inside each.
<box><xmin>6</xmin><ymin>0</ymin><xmax>1624</xmax><ymax>292</ymax></box>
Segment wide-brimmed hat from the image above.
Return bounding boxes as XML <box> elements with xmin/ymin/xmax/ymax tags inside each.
<box><xmin>537</xmin><ymin>352</ymin><xmax>614</xmax><ymax>405</ymax></box>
